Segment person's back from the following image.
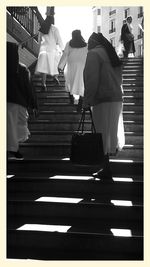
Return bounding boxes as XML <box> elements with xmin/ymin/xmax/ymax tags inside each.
<box><xmin>7</xmin><ymin>42</ymin><xmax>37</xmax><ymax>160</ymax></box>
<box><xmin>40</xmin><ymin>24</ymin><xmax>64</xmax><ymax>52</ymax></box>
<box><xmin>18</xmin><ymin>63</ymin><xmax>37</xmax><ymax>109</ymax></box>
<box><xmin>83</xmin><ymin>33</ymin><xmax>125</xmax><ymax>179</ymax></box>
<box><xmin>67</xmin><ymin>45</ymin><xmax>87</xmax><ymax>63</ymax></box>
<box><xmin>84</xmin><ymin>44</ymin><xmax>122</xmax><ymax>106</ymax></box>
<box><xmin>35</xmin><ymin>16</ymin><xmax>64</xmax><ymax>88</ymax></box>
<box><xmin>58</xmin><ymin>30</ymin><xmax>87</xmax><ymax>108</ymax></box>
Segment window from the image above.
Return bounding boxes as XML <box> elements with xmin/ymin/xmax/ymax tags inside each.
<box><xmin>97</xmin><ymin>9</ymin><xmax>101</xmax><ymax>15</ymax></box>
<box><xmin>109</xmin><ymin>19</ymin><xmax>116</xmax><ymax>33</ymax></box>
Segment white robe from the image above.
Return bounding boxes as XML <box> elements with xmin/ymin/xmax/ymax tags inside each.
<box><xmin>92</xmin><ymin>102</ymin><xmax>125</xmax><ymax>155</ymax></box>
<box><xmin>35</xmin><ymin>25</ymin><xmax>64</xmax><ymax>76</ymax></box>
<box><xmin>7</xmin><ymin>103</ymin><xmax>30</xmax><ymax>152</ymax></box>
<box><xmin>58</xmin><ymin>42</ymin><xmax>88</xmax><ymax>97</ymax></box>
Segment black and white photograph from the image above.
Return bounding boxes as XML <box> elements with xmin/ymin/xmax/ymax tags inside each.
<box><xmin>5</xmin><ymin>3</ymin><xmax>145</xmax><ymax>262</ymax></box>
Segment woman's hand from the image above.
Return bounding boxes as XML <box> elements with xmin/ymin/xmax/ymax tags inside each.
<box><xmin>58</xmin><ymin>67</ymin><xmax>63</xmax><ymax>74</ymax></box>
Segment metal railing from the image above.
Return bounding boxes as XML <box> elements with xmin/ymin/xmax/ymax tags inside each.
<box><xmin>7</xmin><ymin>7</ymin><xmax>43</xmax><ymax>42</ymax></box>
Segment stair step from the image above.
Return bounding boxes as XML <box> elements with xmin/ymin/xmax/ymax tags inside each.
<box><xmin>33</xmin><ymin>111</ymin><xmax>143</xmax><ymax>121</ymax></box>
<box><xmin>123</xmin><ymin>97</ymin><xmax>143</xmax><ymax>104</ymax></box>
<box><xmin>18</xmin><ymin>142</ymin><xmax>143</xmax><ymax>160</ymax></box>
<box><xmin>28</xmin><ymin>120</ymin><xmax>143</xmax><ymax>132</ymax></box>
<box><xmin>122</xmin><ymin>68</ymin><xmax>143</xmax><ymax>72</ymax></box>
<box><xmin>122</xmin><ymin>59</ymin><xmax>143</xmax><ymax>63</ymax></box>
<box><xmin>7</xmin><ymin>159</ymin><xmax>143</xmax><ymax>176</ymax></box>
<box><xmin>38</xmin><ymin>103</ymin><xmax>143</xmax><ymax>112</ymax></box>
<box><xmin>35</xmin><ymin>85</ymin><xmax>143</xmax><ymax>92</ymax></box>
<box><xmin>35</xmin><ymin>89</ymin><xmax>143</xmax><ymax>98</ymax></box>
<box><xmin>7</xmin><ymin>177</ymin><xmax>143</xmax><ymax>203</ymax></box>
<box><xmin>123</xmin><ymin>87</ymin><xmax>143</xmax><ymax>92</ymax></box>
<box><xmin>123</xmin><ymin>91</ymin><xmax>143</xmax><ymax>97</ymax></box>
<box><xmin>7</xmin><ymin>200</ymin><xmax>143</xmax><ymax>224</ymax></box>
<box><xmin>7</xmin><ymin>213</ymin><xmax>142</xmax><ymax>236</ymax></box>
<box><xmin>7</xmin><ymin>229</ymin><xmax>143</xmax><ymax>260</ymax></box>
<box><xmin>37</xmin><ymin>91</ymin><xmax>68</xmax><ymax>97</ymax></box>
<box><xmin>122</xmin><ymin>82</ymin><xmax>143</xmax><ymax>87</ymax></box>
<box><xmin>33</xmin><ymin>75</ymin><xmax>65</xmax><ymax>82</ymax></box>
<box><xmin>7</xmin><ymin>202</ymin><xmax>143</xmax><ymax>239</ymax></box>
<box><xmin>28</xmin><ymin>130</ymin><xmax>143</xmax><ymax>145</ymax></box>
<box><xmin>37</xmin><ymin>96</ymin><xmax>70</xmax><ymax>103</ymax></box>
<box><xmin>36</xmin><ymin>95</ymin><xmax>143</xmax><ymax>104</ymax></box>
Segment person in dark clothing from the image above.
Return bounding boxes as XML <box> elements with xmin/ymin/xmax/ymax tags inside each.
<box><xmin>121</xmin><ymin>16</ymin><xmax>135</xmax><ymax>58</ymax></box>
<box><xmin>83</xmin><ymin>32</ymin><xmax>125</xmax><ymax>179</ymax></box>
<box><xmin>7</xmin><ymin>42</ymin><xmax>38</xmax><ymax>160</ymax></box>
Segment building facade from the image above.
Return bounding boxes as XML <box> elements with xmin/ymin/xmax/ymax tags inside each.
<box><xmin>92</xmin><ymin>6</ymin><xmax>144</xmax><ymax>57</ymax></box>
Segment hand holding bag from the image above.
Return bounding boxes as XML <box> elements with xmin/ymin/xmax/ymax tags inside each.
<box><xmin>70</xmin><ymin>108</ymin><xmax>104</xmax><ymax>165</ymax></box>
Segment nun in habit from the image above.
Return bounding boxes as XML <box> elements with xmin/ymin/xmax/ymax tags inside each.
<box><xmin>58</xmin><ymin>30</ymin><xmax>87</xmax><ymax>110</ymax></box>
<box><xmin>35</xmin><ymin>15</ymin><xmax>64</xmax><ymax>89</ymax></box>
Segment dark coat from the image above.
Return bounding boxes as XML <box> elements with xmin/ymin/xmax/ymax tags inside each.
<box><xmin>121</xmin><ymin>23</ymin><xmax>135</xmax><ymax>55</ymax></box>
<box><xmin>7</xmin><ymin>42</ymin><xmax>37</xmax><ymax>109</ymax></box>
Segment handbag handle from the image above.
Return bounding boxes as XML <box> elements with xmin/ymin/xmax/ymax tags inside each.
<box><xmin>77</xmin><ymin>108</ymin><xmax>96</xmax><ymax>133</ymax></box>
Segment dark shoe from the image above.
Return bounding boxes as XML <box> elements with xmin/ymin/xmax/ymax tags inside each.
<box><xmin>77</xmin><ymin>96</ymin><xmax>83</xmax><ymax>112</ymax></box>
<box><xmin>41</xmin><ymin>84</ymin><xmax>47</xmax><ymax>91</ymax></box>
<box><xmin>69</xmin><ymin>94</ymin><xmax>74</xmax><ymax>104</ymax></box>
<box><xmin>92</xmin><ymin>168</ymin><xmax>112</xmax><ymax>180</ymax></box>
<box><xmin>7</xmin><ymin>151</ymin><xmax>24</xmax><ymax>160</ymax></box>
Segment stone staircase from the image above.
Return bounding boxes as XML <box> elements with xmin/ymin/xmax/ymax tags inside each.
<box><xmin>17</xmin><ymin>57</ymin><xmax>143</xmax><ymax>161</ymax></box>
<box><xmin>7</xmin><ymin>57</ymin><xmax>143</xmax><ymax>260</ymax></box>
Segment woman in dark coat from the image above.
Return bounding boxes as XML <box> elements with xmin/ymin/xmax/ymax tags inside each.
<box><xmin>83</xmin><ymin>33</ymin><xmax>125</xmax><ymax>179</ymax></box>
<box><xmin>121</xmin><ymin>16</ymin><xmax>135</xmax><ymax>58</ymax></box>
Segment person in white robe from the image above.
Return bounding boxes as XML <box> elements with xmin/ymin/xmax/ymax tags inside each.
<box><xmin>58</xmin><ymin>30</ymin><xmax>87</xmax><ymax>110</ymax></box>
<box><xmin>35</xmin><ymin>16</ymin><xmax>64</xmax><ymax>89</ymax></box>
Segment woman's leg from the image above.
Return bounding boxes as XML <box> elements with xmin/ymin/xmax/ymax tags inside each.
<box><xmin>53</xmin><ymin>75</ymin><xmax>60</xmax><ymax>85</ymax></box>
<box><xmin>7</xmin><ymin>103</ymin><xmax>19</xmax><ymax>152</ymax></box>
<box><xmin>77</xmin><ymin>96</ymin><xmax>83</xmax><ymax>112</ymax></box>
<box><xmin>41</xmin><ymin>73</ymin><xmax>47</xmax><ymax>87</ymax></box>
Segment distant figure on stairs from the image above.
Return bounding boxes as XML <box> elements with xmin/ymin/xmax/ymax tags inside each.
<box><xmin>7</xmin><ymin>42</ymin><xmax>38</xmax><ymax>160</ymax></box>
<box><xmin>58</xmin><ymin>30</ymin><xmax>88</xmax><ymax>112</ymax></box>
<box><xmin>120</xmin><ymin>16</ymin><xmax>135</xmax><ymax>58</ymax></box>
<box><xmin>35</xmin><ymin>15</ymin><xmax>64</xmax><ymax>90</ymax></box>
<box><xmin>83</xmin><ymin>32</ymin><xmax>125</xmax><ymax>179</ymax></box>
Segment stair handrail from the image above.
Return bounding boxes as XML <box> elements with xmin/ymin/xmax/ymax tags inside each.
<box><xmin>19</xmin><ymin>33</ymin><xmax>39</xmax><ymax>48</ymax></box>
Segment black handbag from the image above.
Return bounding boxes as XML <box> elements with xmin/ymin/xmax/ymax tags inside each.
<box><xmin>70</xmin><ymin>108</ymin><xmax>104</xmax><ymax>165</ymax></box>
